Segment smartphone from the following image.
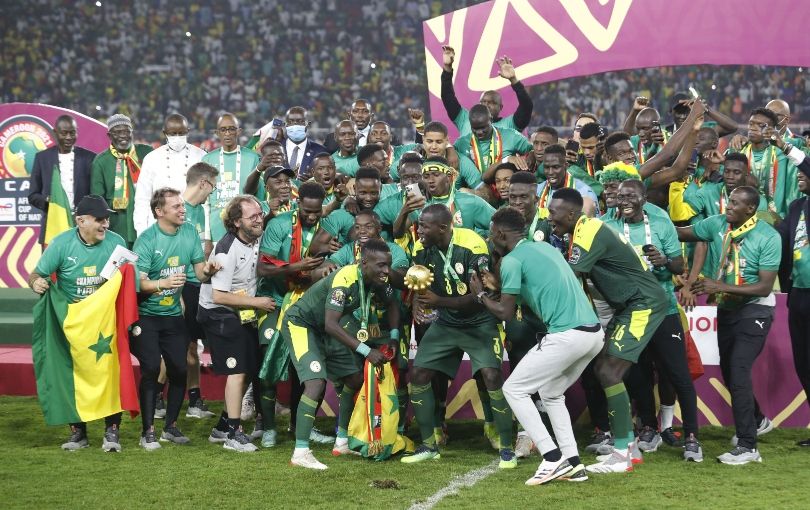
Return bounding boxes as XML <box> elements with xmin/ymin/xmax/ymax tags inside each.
<box><xmin>405</xmin><ymin>183</ymin><xmax>423</xmax><ymax>199</ymax></box>
<box><xmin>271</xmin><ymin>118</ymin><xmax>284</xmax><ymax>127</ymax></box>
<box><xmin>565</xmin><ymin>140</ymin><xmax>580</xmax><ymax>153</ymax></box>
<box><xmin>651</xmin><ymin>120</ymin><xmax>662</xmax><ymax>133</ymax></box>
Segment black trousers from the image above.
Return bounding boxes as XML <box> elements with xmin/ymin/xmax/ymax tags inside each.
<box><xmin>130</xmin><ymin>315</ymin><xmax>189</xmax><ymax>433</ymax></box>
<box><xmin>70</xmin><ymin>414</ymin><xmax>121</xmax><ymax>431</ymax></box>
<box><xmin>628</xmin><ymin>314</ymin><xmax>699</xmax><ymax>437</ymax></box>
<box><xmin>789</xmin><ymin>288</ymin><xmax>810</xmax><ymax>412</ymax></box>
<box><xmin>717</xmin><ymin>304</ymin><xmax>773</xmax><ymax>449</ymax></box>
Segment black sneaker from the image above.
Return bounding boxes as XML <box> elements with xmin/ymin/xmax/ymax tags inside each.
<box><xmin>161</xmin><ymin>424</ymin><xmax>191</xmax><ymax>444</ymax></box>
<box><xmin>186</xmin><ymin>397</ymin><xmax>216</xmax><ymax>419</ymax></box>
<box><xmin>584</xmin><ymin>428</ymin><xmax>612</xmax><ymax>453</ymax></box>
<box><xmin>139</xmin><ymin>428</ymin><xmax>162</xmax><ymax>451</ymax></box>
<box><xmin>61</xmin><ymin>426</ymin><xmax>89</xmax><ymax>451</ymax></box>
<box><xmin>683</xmin><ymin>435</ymin><xmax>703</xmax><ymax>462</ymax></box>
<box><xmin>223</xmin><ymin>428</ymin><xmax>258</xmax><ymax>452</ymax></box>
<box><xmin>102</xmin><ymin>424</ymin><xmax>121</xmax><ymax>452</ymax></box>
<box><xmin>661</xmin><ymin>427</ymin><xmax>682</xmax><ymax>446</ymax></box>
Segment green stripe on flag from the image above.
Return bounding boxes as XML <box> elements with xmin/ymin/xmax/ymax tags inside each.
<box><xmin>32</xmin><ymin>284</ymin><xmax>80</xmax><ymax>425</ymax></box>
<box><xmin>44</xmin><ymin>165</ymin><xmax>75</xmax><ymax>244</ymax></box>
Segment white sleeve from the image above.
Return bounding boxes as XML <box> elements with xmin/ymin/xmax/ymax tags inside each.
<box><xmin>787</xmin><ymin>145</ymin><xmax>806</xmax><ymax>167</ymax></box>
<box><xmin>133</xmin><ymin>151</ymin><xmax>156</xmax><ymax>236</ymax></box>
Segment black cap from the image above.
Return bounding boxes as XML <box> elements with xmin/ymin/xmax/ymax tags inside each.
<box><xmin>265</xmin><ymin>165</ymin><xmax>295</xmax><ymax>178</ymax></box>
<box><xmin>671</xmin><ymin>92</ymin><xmax>691</xmax><ymax>111</ymax></box>
<box><xmin>75</xmin><ymin>195</ymin><xmax>114</xmax><ymax>218</ymax></box>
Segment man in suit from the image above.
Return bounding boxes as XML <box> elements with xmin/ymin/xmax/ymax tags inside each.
<box><xmin>322</xmin><ymin>99</ymin><xmax>401</xmax><ymax>154</ymax></box>
<box><xmin>28</xmin><ymin>115</ymin><xmax>96</xmax><ymax>246</ymax></box>
<box><xmin>284</xmin><ymin>106</ymin><xmax>326</xmax><ymax>181</ymax></box>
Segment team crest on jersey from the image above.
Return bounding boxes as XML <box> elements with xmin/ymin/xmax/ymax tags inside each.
<box><xmin>264</xmin><ymin>328</ymin><xmax>275</xmax><ymax>340</ymax></box>
<box><xmin>330</xmin><ymin>288</ymin><xmax>345</xmax><ymax>306</ymax></box>
<box><xmin>226</xmin><ymin>357</ymin><xmax>237</xmax><ymax>369</ymax></box>
<box><xmin>167</xmin><ymin>256</ymin><xmax>179</xmax><ymax>267</ymax></box>
<box><xmin>310</xmin><ymin>361</ymin><xmax>322</xmax><ymax>373</ymax></box>
<box><xmin>83</xmin><ymin>266</ymin><xmax>97</xmax><ymax>277</ymax></box>
<box><xmin>533</xmin><ymin>230</ymin><xmax>545</xmax><ymax>242</ymax></box>
<box><xmin>569</xmin><ymin>247</ymin><xmax>582</xmax><ymax>264</ymax></box>
<box><xmin>455</xmin><ymin>262</ymin><xmax>464</xmax><ymax>275</ymax></box>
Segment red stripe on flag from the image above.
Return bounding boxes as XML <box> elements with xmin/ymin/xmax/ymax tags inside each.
<box><xmin>116</xmin><ymin>264</ymin><xmax>140</xmax><ymax>417</ymax></box>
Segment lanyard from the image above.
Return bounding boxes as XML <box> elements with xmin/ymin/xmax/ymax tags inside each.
<box><xmin>527</xmin><ymin>210</ymin><xmax>540</xmax><ymax>241</ymax></box>
<box><xmin>356</xmin><ymin>266</ymin><xmax>374</xmax><ymax>332</ymax></box>
<box><xmin>470</xmin><ymin>128</ymin><xmax>503</xmax><ymax>172</ymax></box>
<box><xmin>219</xmin><ymin>146</ymin><xmax>241</xmax><ymax>179</ymax></box>
<box><xmin>437</xmin><ymin>238</ymin><xmax>460</xmax><ymax>284</ymax></box>
<box><xmin>538</xmin><ymin>172</ymin><xmax>573</xmax><ymax>209</ymax></box>
<box><xmin>717</xmin><ymin>215</ymin><xmax>758</xmax><ymax>283</ymax></box>
<box><xmin>622</xmin><ymin>212</ymin><xmax>653</xmax><ymax>271</ymax></box>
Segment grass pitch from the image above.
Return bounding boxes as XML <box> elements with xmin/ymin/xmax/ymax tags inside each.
<box><xmin>2</xmin><ymin>396</ymin><xmax>808</xmax><ymax>509</ymax></box>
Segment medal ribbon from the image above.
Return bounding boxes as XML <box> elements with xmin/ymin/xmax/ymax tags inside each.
<box><xmin>716</xmin><ymin>215</ymin><xmax>758</xmax><ymax>285</ymax></box>
<box><xmin>744</xmin><ymin>144</ymin><xmax>779</xmax><ymax>207</ymax></box>
<box><xmin>436</xmin><ymin>233</ymin><xmax>461</xmax><ymax>294</ymax></box>
<box><xmin>538</xmin><ymin>171</ymin><xmax>574</xmax><ymax>210</ymax></box>
<box><xmin>110</xmin><ymin>145</ymin><xmax>142</xmax><ymax>209</ymax></box>
<box><xmin>470</xmin><ymin>127</ymin><xmax>503</xmax><ymax>172</ymax></box>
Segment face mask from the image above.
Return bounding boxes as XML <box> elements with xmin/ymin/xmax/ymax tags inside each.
<box><xmin>167</xmin><ymin>135</ymin><xmax>187</xmax><ymax>152</ymax></box>
<box><xmin>286</xmin><ymin>125</ymin><xmax>307</xmax><ymax>143</ymax></box>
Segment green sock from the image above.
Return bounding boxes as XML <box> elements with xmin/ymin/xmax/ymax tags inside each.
<box><xmin>488</xmin><ymin>389</ymin><xmax>512</xmax><ymax>449</ymax></box>
<box><xmin>433</xmin><ymin>400</ymin><xmax>447</xmax><ymax>429</ymax></box>
<box><xmin>605</xmin><ymin>382</ymin><xmax>633</xmax><ymax>450</ymax></box>
<box><xmin>258</xmin><ymin>381</ymin><xmax>276</xmax><ymax>430</ymax></box>
<box><xmin>294</xmin><ymin>394</ymin><xmax>319</xmax><ymax>449</ymax></box>
<box><xmin>410</xmin><ymin>383</ymin><xmax>436</xmax><ymax>447</ymax></box>
<box><xmin>337</xmin><ymin>387</ymin><xmax>357</xmax><ymax>439</ymax></box>
<box><xmin>397</xmin><ymin>387</ymin><xmax>409</xmax><ymax>433</ymax></box>
<box><xmin>479</xmin><ymin>390</ymin><xmax>495</xmax><ymax>423</ymax></box>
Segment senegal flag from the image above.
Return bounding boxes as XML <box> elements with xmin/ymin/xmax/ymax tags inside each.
<box><xmin>44</xmin><ymin>165</ymin><xmax>75</xmax><ymax>245</ymax></box>
<box><xmin>32</xmin><ymin>264</ymin><xmax>140</xmax><ymax>425</ymax></box>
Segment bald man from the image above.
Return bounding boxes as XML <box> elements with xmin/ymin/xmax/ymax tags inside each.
<box><xmin>321</xmin><ymin>99</ymin><xmax>402</xmax><ymax>153</ymax></box>
<box><xmin>135</xmin><ymin>114</ymin><xmax>207</xmax><ymax>236</ymax></box>
<box><xmin>201</xmin><ymin>113</ymin><xmax>263</xmax><ymax>241</ymax></box>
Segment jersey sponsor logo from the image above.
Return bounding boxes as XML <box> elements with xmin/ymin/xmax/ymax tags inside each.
<box><xmin>330</xmin><ymin>288</ymin><xmax>346</xmax><ymax>306</ymax></box>
<box><xmin>83</xmin><ymin>266</ymin><xmax>97</xmax><ymax>277</ymax></box>
<box><xmin>0</xmin><ymin>114</ymin><xmax>55</xmax><ymax>178</ymax></box>
<box><xmin>167</xmin><ymin>256</ymin><xmax>179</xmax><ymax>267</ymax></box>
<box><xmin>309</xmin><ymin>360</ymin><xmax>322</xmax><ymax>373</ymax></box>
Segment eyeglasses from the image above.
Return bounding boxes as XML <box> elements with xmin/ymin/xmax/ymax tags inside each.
<box><xmin>201</xmin><ymin>179</ymin><xmax>215</xmax><ymax>189</ymax></box>
<box><xmin>243</xmin><ymin>213</ymin><xmax>263</xmax><ymax>222</ymax></box>
<box><xmin>218</xmin><ymin>126</ymin><xmax>238</xmax><ymax>134</ymax></box>
<box><xmin>285</xmin><ymin>119</ymin><xmax>306</xmax><ymax>126</ymax></box>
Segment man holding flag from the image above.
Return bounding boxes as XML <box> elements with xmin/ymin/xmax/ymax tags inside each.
<box><xmin>29</xmin><ymin>195</ymin><xmax>140</xmax><ymax>452</ymax></box>
<box><xmin>28</xmin><ymin>114</ymin><xmax>96</xmax><ymax>246</ymax></box>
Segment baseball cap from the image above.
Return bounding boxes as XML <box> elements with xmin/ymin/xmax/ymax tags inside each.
<box><xmin>671</xmin><ymin>92</ymin><xmax>691</xmax><ymax>111</ymax></box>
<box><xmin>265</xmin><ymin>165</ymin><xmax>295</xmax><ymax>178</ymax></box>
<box><xmin>75</xmin><ymin>195</ymin><xmax>114</xmax><ymax>218</ymax></box>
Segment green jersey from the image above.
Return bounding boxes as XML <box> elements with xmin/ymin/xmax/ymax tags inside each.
<box><xmin>566</xmin><ymin>216</ymin><xmax>667</xmax><ymax>312</ymax></box>
<box><xmin>455</xmin><ymin>155</ymin><xmax>484</xmax><ymax>190</ymax></box>
<box><xmin>629</xmin><ymin>135</ymin><xmax>664</xmax><ymax>163</ymax></box>
<box><xmin>258</xmin><ymin>211</ymin><xmax>320</xmax><ymax>301</ymax></box>
<box><xmin>425</xmin><ymin>191</ymin><xmax>496</xmax><ymax>238</ymax></box>
<box><xmin>604</xmin><ymin>211</ymin><xmax>682</xmax><ymax>316</ymax></box>
<box><xmin>133</xmin><ymin>222</ymin><xmax>204</xmax><ymax>317</ymax></box>
<box><xmin>329</xmin><ymin>240</ymin><xmax>410</xmax><ymax>270</ymax></box>
<box><xmin>412</xmin><ymin>227</ymin><xmax>492</xmax><ymax>327</ymax></box>
<box><xmin>683</xmin><ymin>181</ymin><xmax>767</xmax><ymax>220</ymax></box>
<box><xmin>454</xmin><ymin>127</ymin><xmax>531</xmax><ymax>173</ymax></box>
<box><xmin>500</xmin><ymin>240</ymin><xmax>598</xmax><ymax>333</ymax></box>
<box><xmin>285</xmin><ymin>264</ymin><xmax>395</xmax><ymax>331</ymax></box>
<box><xmin>331</xmin><ymin>151</ymin><xmax>359</xmax><ymax>177</ymax></box>
<box><xmin>453</xmin><ymin>109</ymin><xmax>519</xmax><ymax>138</ymax></box>
<box><xmin>789</xmin><ymin>204</ymin><xmax>810</xmax><ymax>288</ymax></box>
<box><xmin>381</xmin><ymin>183</ymin><xmax>400</xmax><ymax>201</ymax></box>
<box><xmin>321</xmin><ymin>208</ymin><xmax>356</xmax><ymax>245</ymax></box>
<box><xmin>692</xmin><ymin>214</ymin><xmax>781</xmax><ymax>309</ymax></box>
<box><xmin>184</xmin><ymin>200</ymin><xmax>208</xmax><ymax>284</ymax></box>
<box><xmin>35</xmin><ymin>228</ymin><xmax>127</xmax><ymax>302</ymax></box>
<box><xmin>566</xmin><ymin>163</ymin><xmax>603</xmax><ymax>197</ymax></box>
<box><xmin>89</xmin><ymin>144</ymin><xmax>154</xmax><ymax>245</ymax></box>
<box><xmin>201</xmin><ymin>146</ymin><xmax>263</xmax><ymax>242</ymax></box>
<box><xmin>729</xmin><ymin>144</ymin><xmax>796</xmax><ymax>218</ymax></box>
<box><xmin>388</xmin><ymin>143</ymin><xmax>419</xmax><ymax>181</ymax></box>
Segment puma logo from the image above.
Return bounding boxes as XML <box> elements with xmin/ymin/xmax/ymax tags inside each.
<box><xmin>66</xmin><ymin>256</ymin><xmax>78</xmax><ymax>265</ymax></box>
<box><xmin>672</xmin><ymin>333</ymin><xmax>682</xmax><ymax>341</ymax></box>
<box><xmin>492</xmin><ymin>406</ymin><xmax>508</xmax><ymax>414</ymax></box>
<box><xmin>754</xmin><ymin>320</ymin><xmax>765</xmax><ymax>329</ymax></box>
<box><xmin>411</xmin><ymin>399</ymin><xmax>424</xmax><ymax>406</ymax></box>
<box><xmin>154</xmin><ymin>250</ymin><xmax>163</xmax><ymax>257</ymax></box>
<box><xmin>304</xmin><ymin>414</ymin><xmax>316</xmax><ymax>420</ymax></box>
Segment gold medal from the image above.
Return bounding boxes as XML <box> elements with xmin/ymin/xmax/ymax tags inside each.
<box><xmin>357</xmin><ymin>329</ymin><xmax>369</xmax><ymax>342</ymax></box>
<box><xmin>516</xmin><ymin>306</ymin><xmax>523</xmax><ymax>321</ymax></box>
<box><xmin>456</xmin><ymin>281</ymin><xmax>467</xmax><ymax>295</ymax></box>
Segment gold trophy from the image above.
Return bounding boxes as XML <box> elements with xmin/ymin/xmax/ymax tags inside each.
<box><xmin>405</xmin><ymin>265</ymin><xmax>437</xmax><ymax>323</ymax></box>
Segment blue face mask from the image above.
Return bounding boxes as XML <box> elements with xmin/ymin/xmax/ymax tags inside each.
<box><xmin>287</xmin><ymin>124</ymin><xmax>307</xmax><ymax>143</ymax></box>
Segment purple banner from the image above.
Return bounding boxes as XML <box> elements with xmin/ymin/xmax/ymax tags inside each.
<box><xmin>0</xmin><ymin>103</ymin><xmax>108</xmax><ymax>287</ymax></box>
<box><xmin>423</xmin><ymin>0</ymin><xmax>810</xmax><ymax>137</ymax></box>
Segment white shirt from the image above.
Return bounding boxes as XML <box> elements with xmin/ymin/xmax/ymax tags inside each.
<box><xmin>285</xmin><ymin>138</ymin><xmax>308</xmax><ymax>169</ymax></box>
<box><xmin>133</xmin><ymin>143</ymin><xmax>207</xmax><ymax>236</ymax></box>
<box><xmin>57</xmin><ymin>151</ymin><xmax>75</xmax><ymax>207</ymax></box>
<box><xmin>357</xmin><ymin>125</ymin><xmax>370</xmax><ymax>147</ymax></box>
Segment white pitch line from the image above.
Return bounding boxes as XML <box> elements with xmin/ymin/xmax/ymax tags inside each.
<box><xmin>408</xmin><ymin>460</ymin><xmax>500</xmax><ymax>510</ymax></box>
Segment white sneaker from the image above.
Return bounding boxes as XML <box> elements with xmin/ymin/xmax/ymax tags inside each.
<box><xmin>291</xmin><ymin>449</ymin><xmax>328</xmax><ymax>470</ymax></box>
<box><xmin>223</xmin><ymin>430</ymin><xmax>258</xmax><ymax>453</ymax></box>
<box><xmin>515</xmin><ymin>432</ymin><xmax>535</xmax><ymax>459</ymax></box>
<box><xmin>596</xmin><ymin>442</ymin><xmax>642</xmax><ymax>464</ymax></box>
<box><xmin>331</xmin><ymin>440</ymin><xmax>360</xmax><ymax>456</ymax></box>
<box><xmin>241</xmin><ymin>385</ymin><xmax>256</xmax><ymax>421</ymax></box>
<box><xmin>717</xmin><ymin>446</ymin><xmax>762</xmax><ymax>465</ymax></box>
<box><xmin>586</xmin><ymin>448</ymin><xmax>632</xmax><ymax>473</ymax></box>
<box><xmin>525</xmin><ymin>458</ymin><xmax>573</xmax><ymax>486</ymax></box>
<box><xmin>731</xmin><ymin>417</ymin><xmax>774</xmax><ymax>446</ymax></box>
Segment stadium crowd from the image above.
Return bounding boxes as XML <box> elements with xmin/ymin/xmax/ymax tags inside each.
<box><xmin>12</xmin><ymin>0</ymin><xmax>810</xmax><ymax>488</ymax></box>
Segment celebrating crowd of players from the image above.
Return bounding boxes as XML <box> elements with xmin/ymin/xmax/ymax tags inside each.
<box><xmin>26</xmin><ymin>46</ymin><xmax>810</xmax><ymax>484</ymax></box>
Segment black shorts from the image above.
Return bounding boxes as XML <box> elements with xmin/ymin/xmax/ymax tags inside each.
<box><xmin>198</xmin><ymin>306</ymin><xmax>259</xmax><ymax>376</ymax></box>
<box><xmin>182</xmin><ymin>282</ymin><xmax>206</xmax><ymax>343</ymax></box>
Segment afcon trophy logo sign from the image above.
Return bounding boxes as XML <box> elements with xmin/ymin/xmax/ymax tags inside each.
<box><xmin>0</xmin><ymin>115</ymin><xmax>55</xmax><ymax>179</ymax></box>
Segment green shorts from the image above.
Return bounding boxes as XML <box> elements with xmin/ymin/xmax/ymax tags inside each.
<box><xmin>605</xmin><ymin>301</ymin><xmax>666</xmax><ymax>363</ymax></box>
<box><xmin>414</xmin><ymin>321</ymin><xmax>503</xmax><ymax>378</ymax></box>
<box><xmin>258</xmin><ymin>308</ymin><xmax>281</xmax><ymax>346</ymax></box>
<box><xmin>504</xmin><ymin>306</ymin><xmax>546</xmax><ymax>366</ymax></box>
<box><xmin>281</xmin><ymin>317</ymin><xmax>359</xmax><ymax>383</ymax></box>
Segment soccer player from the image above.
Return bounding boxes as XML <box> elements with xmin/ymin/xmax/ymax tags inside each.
<box><xmin>29</xmin><ymin>195</ymin><xmax>127</xmax><ymax>451</ymax></box>
<box><xmin>454</xmin><ymin>104</ymin><xmax>532</xmax><ymax>181</ymax></box>
<box><xmin>473</xmin><ymin>207</ymin><xmax>603</xmax><ymax>484</ymax></box>
<box><xmin>678</xmin><ymin>186</ymin><xmax>781</xmax><ymax>464</ymax></box>
<box><xmin>130</xmin><ymin>188</ymin><xmax>221</xmax><ymax>449</ymax></box>
<box><xmin>604</xmin><ymin>180</ymin><xmax>702</xmax><ymax>461</ymax></box>
<box><xmin>331</xmin><ymin>120</ymin><xmax>360</xmax><ymax>177</ymax></box>
<box><xmin>536</xmin><ymin>144</ymin><xmax>599</xmax><ymax>216</ymax></box>
<box><xmin>400</xmin><ymin>204</ymin><xmax>515</xmax><ymax>468</ymax></box>
<box><xmin>281</xmin><ymin>240</ymin><xmax>399</xmax><ymax>469</ymax></box>
<box><xmin>547</xmin><ymin>188</ymin><xmax>668</xmax><ymax>473</ymax></box>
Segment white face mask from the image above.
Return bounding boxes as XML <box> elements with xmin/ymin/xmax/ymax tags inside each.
<box><xmin>167</xmin><ymin>135</ymin><xmax>187</xmax><ymax>152</ymax></box>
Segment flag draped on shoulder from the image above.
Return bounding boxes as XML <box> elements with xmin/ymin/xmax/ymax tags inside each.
<box><xmin>44</xmin><ymin>164</ymin><xmax>75</xmax><ymax>245</ymax></box>
<box><xmin>32</xmin><ymin>263</ymin><xmax>140</xmax><ymax>425</ymax></box>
